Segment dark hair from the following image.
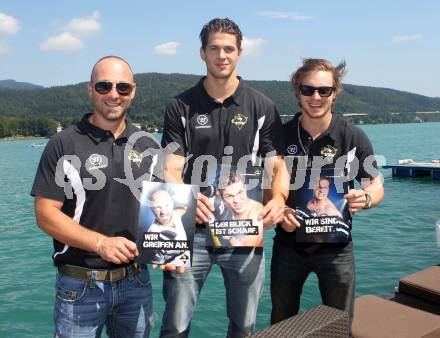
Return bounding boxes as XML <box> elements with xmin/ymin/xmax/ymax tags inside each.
<box><xmin>199</xmin><ymin>18</ymin><xmax>242</xmax><ymax>50</ymax></box>
<box><xmin>218</xmin><ymin>171</ymin><xmax>245</xmax><ymax>191</ymax></box>
<box><xmin>90</xmin><ymin>55</ymin><xmax>133</xmax><ymax>82</ymax></box>
<box><xmin>291</xmin><ymin>58</ymin><xmax>346</xmax><ymax>101</ymax></box>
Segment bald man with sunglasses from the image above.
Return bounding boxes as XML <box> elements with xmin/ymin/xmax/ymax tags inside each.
<box><xmin>271</xmin><ymin>58</ymin><xmax>384</xmax><ymax>330</ymax></box>
<box><xmin>31</xmin><ymin>56</ymin><xmax>162</xmax><ymax>338</ymax></box>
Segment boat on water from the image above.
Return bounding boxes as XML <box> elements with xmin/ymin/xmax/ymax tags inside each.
<box><xmin>30</xmin><ymin>142</ymin><xmax>47</xmax><ymax>148</ymax></box>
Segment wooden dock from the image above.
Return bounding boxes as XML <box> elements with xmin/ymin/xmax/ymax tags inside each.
<box><xmin>383</xmin><ymin>161</ymin><xmax>440</xmax><ymax>179</ymax></box>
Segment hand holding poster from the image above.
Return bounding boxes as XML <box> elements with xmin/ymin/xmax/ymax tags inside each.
<box><xmin>136</xmin><ymin>181</ymin><xmax>197</xmax><ymax>267</ymax></box>
<box><xmin>205</xmin><ymin>166</ymin><xmax>264</xmax><ymax>247</ymax></box>
<box><xmin>292</xmin><ymin>169</ymin><xmax>351</xmax><ymax>243</ymax></box>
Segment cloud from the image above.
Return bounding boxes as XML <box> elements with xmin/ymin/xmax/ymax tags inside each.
<box><xmin>40</xmin><ymin>32</ymin><xmax>84</xmax><ymax>51</ymax></box>
<box><xmin>40</xmin><ymin>11</ymin><xmax>101</xmax><ymax>52</ymax></box>
<box><xmin>153</xmin><ymin>41</ymin><xmax>179</xmax><ymax>55</ymax></box>
<box><xmin>392</xmin><ymin>34</ymin><xmax>422</xmax><ymax>43</ymax></box>
<box><xmin>257</xmin><ymin>11</ymin><xmax>312</xmax><ymax>21</ymax></box>
<box><xmin>0</xmin><ymin>12</ymin><xmax>20</xmax><ymax>35</ymax></box>
<box><xmin>64</xmin><ymin>11</ymin><xmax>101</xmax><ymax>36</ymax></box>
<box><xmin>242</xmin><ymin>37</ymin><xmax>266</xmax><ymax>57</ymax></box>
<box><xmin>0</xmin><ymin>40</ymin><xmax>10</xmax><ymax>54</ymax></box>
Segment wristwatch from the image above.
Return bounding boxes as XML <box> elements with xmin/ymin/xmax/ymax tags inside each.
<box><xmin>364</xmin><ymin>192</ymin><xmax>372</xmax><ymax>209</ymax></box>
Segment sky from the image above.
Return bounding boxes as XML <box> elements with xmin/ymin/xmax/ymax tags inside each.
<box><xmin>0</xmin><ymin>0</ymin><xmax>439</xmax><ymax>97</ymax></box>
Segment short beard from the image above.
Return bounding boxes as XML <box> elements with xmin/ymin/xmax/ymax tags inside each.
<box><xmin>97</xmin><ymin>109</ymin><xmax>127</xmax><ymax>122</ymax></box>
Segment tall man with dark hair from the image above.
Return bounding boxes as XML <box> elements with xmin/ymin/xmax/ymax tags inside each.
<box><xmin>218</xmin><ymin>172</ymin><xmax>264</xmax><ymax>247</ymax></box>
<box><xmin>161</xmin><ymin>18</ymin><xmax>288</xmax><ymax>338</ymax></box>
<box><xmin>31</xmin><ymin>56</ymin><xmax>161</xmax><ymax>338</ymax></box>
<box><xmin>271</xmin><ymin>59</ymin><xmax>384</xmax><ymax>328</ymax></box>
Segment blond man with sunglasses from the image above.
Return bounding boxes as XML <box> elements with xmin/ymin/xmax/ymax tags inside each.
<box><xmin>31</xmin><ymin>56</ymin><xmax>162</xmax><ymax>338</ymax></box>
<box><xmin>271</xmin><ymin>58</ymin><xmax>384</xmax><ymax>330</ymax></box>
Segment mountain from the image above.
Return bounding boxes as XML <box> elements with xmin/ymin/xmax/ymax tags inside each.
<box><xmin>0</xmin><ymin>79</ymin><xmax>44</xmax><ymax>91</ymax></box>
<box><xmin>0</xmin><ymin>73</ymin><xmax>439</xmax><ymax>126</ymax></box>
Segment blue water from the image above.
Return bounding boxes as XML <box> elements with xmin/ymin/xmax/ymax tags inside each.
<box><xmin>1</xmin><ymin>122</ymin><xmax>439</xmax><ymax>337</ymax></box>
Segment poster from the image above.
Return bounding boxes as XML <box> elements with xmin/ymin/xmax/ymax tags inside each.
<box><xmin>289</xmin><ymin>168</ymin><xmax>351</xmax><ymax>243</ymax></box>
<box><xmin>135</xmin><ymin>181</ymin><xmax>198</xmax><ymax>267</ymax></box>
<box><xmin>202</xmin><ymin>165</ymin><xmax>264</xmax><ymax>247</ymax></box>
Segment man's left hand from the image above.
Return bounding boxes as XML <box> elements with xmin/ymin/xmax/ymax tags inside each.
<box><xmin>151</xmin><ymin>263</ymin><xmax>185</xmax><ymax>273</ymax></box>
<box><xmin>259</xmin><ymin>195</ymin><xmax>285</xmax><ymax>229</ymax></box>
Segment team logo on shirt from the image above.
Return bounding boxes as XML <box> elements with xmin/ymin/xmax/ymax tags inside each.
<box><xmin>320</xmin><ymin>145</ymin><xmax>337</xmax><ymax>163</ymax></box>
<box><xmin>87</xmin><ymin>154</ymin><xmax>107</xmax><ymax>170</ymax></box>
<box><xmin>195</xmin><ymin>114</ymin><xmax>211</xmax><ymax>129</ymax></box>
<box><xmin>197</xmin><ymin>114</ymin><xmax>209</xmax><ymax>125</ymax></box>
<box><xmin>128</xmin><ymin>150</ymin><xmax>143</xmax><ymax>167</ymax></box>
<box><xmin>287</xmin><ymin>144</ymin><xmax>298</xmax><ymax>155</ymax></box>
<box><xmin>231</xmin><ymin>113</ymin><xmax>248</xmax><ymax>130</ymax></box>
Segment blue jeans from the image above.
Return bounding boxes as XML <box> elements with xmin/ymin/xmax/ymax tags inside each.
<box><xmin>160</xmin><ymin>228</ymin><xmax>264</xmax><ymax>338</ymax></box>
<box><xmin>270</xmin><ymin>240</ymin><xmax>355</xmax><ymax>325</ymax></box>
<box><xmin>54</xmin><ymin>266</ymin><xmax>153</xmax><ymax>338</ymax></box>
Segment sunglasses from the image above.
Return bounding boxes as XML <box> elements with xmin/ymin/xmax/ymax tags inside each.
<box><xmin>94</xmin><ymin>81</ymin><xmax>134</xmax><ymax>96</ymax></box>
<box><xmin>299</xmin><ymin>84</ymin><xmax>335</xmax><ymax>97</ymax></box>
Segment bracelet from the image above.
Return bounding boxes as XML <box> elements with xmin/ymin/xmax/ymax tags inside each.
<box><xmin>96</xmin><ymin>236</ymin><xmax>104</xmax><ymax>253</ymax></box>
<box><xmin>284</xmin><ymin>207</ymin><xmax>295</xmax><ymax>215</ymax></box>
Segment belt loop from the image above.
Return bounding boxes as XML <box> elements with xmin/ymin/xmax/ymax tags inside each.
<box><xmin>89</xmin><ymin>270</ymin><xmax>96</xmax><ymax>288</ymax></box>
<box><xmin>128</xmin><ymin>264</ymin><xmax>134</xmax><ymax>280</ymax></box>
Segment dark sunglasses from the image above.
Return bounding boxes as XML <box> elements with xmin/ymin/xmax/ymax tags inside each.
<box><xmin>299</xmin><ymin>84</ymin><xmax>335</xmax><ymax>97</ymax></box>
<box><xmin>94</xmin><ymin>81</ymin><xmax>134</xmax><ymax>96</ymax></box>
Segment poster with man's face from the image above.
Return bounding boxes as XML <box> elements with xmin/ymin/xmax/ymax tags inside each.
<box><xmin>135</xmin><ymin>181</ymin><xmax>198</xmax><ymax>267</ymax></box>
<box><xmin>288</xmin><ymin>168</ymin><xmax>351</xmax><ymax>243</ymax></box>
<box><xmin>202</xmin><ymin>165</ymin><xmax>264</xmax><ymax>248</ymax></box>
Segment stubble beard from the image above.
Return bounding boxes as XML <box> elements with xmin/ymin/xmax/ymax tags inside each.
<box><xmin>95</xmin><ymin>105</ymin><xmax>128</xmax><ymax>123</ymax></box>
<box><xmin>300</xmin><ymin>98</ymin><xmax>335</xmax><ymax>120</ymax></box>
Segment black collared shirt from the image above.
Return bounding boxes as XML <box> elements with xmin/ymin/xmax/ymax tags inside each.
<box><xmin>161</xmin><ymin>77</ymin><xmax>284</xmax><ymax>183</ymax></box>
<box><xmin>31</xmin><ymin>114</ymin><xmax>163</xmax><ymax>268</ymax></box>
<box><xmin>277</xmin><ymin>112</ymin><xmax>379</xmax><ymax>251</ymax></box>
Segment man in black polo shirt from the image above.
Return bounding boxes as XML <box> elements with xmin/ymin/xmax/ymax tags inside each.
<box><xmin>270</xmin><ymin>58</ymin><xmax>384</xmax><ymax>328</ymax></box>
<box><xmin>160</xmin><ymin>18</ymin><xmax>288</xmax><ymax>337</ymax></box>
<box><xmin>31</xmin><ymin>56</ymin><xmax>161</xmax><ymax>338</ymax></box>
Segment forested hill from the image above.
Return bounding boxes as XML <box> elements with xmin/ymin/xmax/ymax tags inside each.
<box><xmin>1</xmin><ymin>73</ymin><xmax>440</xmax><ymax>127</ymax></box>
<box><xmin>0</xmin><ymin>79</ymin><xmax>44</xmax><ymax>91</ymax></box>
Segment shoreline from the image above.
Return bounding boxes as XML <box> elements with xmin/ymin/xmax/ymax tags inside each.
<box><xmin>0</xmin><ymin>136</ymin><xmax>47</xmax><ymax>142</ymax></box>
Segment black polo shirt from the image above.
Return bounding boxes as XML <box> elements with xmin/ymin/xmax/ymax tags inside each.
<box><xmin>31</xmin><ymin>114</ymin><xmax>163</xmax><ymax>269</ymax></box>
<box><xmin>161</xmin><ymin>77</ymin><xmax>284</xmax><ymax>183</ymax></box>
<box><xmin>276</xmin><ymin>112</ymin><xmax>379</xmax><ymax>251</ymax></box>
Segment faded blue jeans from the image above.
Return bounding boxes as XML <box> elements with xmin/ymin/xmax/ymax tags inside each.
<box><xmin>54</xmin><ymin>265</ymin><xmax>153</xmax><ymax>338</ymax></box>
<box><xmin>270</xmin><ymin>240</ymin><xmax>355</xmax><ymax>325</ymax></box>
<box><xmin>159</xmin><ymin>228</ymin><xmax>265</xmax><ymax>338</ymax></box>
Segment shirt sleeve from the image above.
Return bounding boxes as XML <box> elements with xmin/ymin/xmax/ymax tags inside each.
<box><xmin>161</xmin><ymin>98</ymin><xmax>187</xmax><ymax>157</ymax></box>
<box><xmin>258</xmin><ymin>101</ymin><xmax>285</xmax><ymax>157</ymax></box>
<box><xmin>354</xmin><ymin>127</ymin><xmax>379</xmax><ymax>182</ymax></box>
<box><xmin>30</xmin><ymin>134</ymin><xmax>68</xmax><ymax>202</ymax></box>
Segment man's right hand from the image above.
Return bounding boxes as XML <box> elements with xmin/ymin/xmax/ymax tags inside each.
<box><xmin>196</xmin><ymin>193</ymin><xmax>214</xmax><ymax>224</ymax></box>
<box><xmin>96</xmin><ymin>236</ymin><xmax>139</xmax><ymax>264</ymax></box>
<box><xmin>282</xmin><ymin>207</ymin><xmax>301</xmax><ymax>232</ymax></box>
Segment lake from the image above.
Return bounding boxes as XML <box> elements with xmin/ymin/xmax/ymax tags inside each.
<box><xmin>0</xmin><ymin>122</ymin><xmax>439</xmax><ymax>337</ymax></box>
